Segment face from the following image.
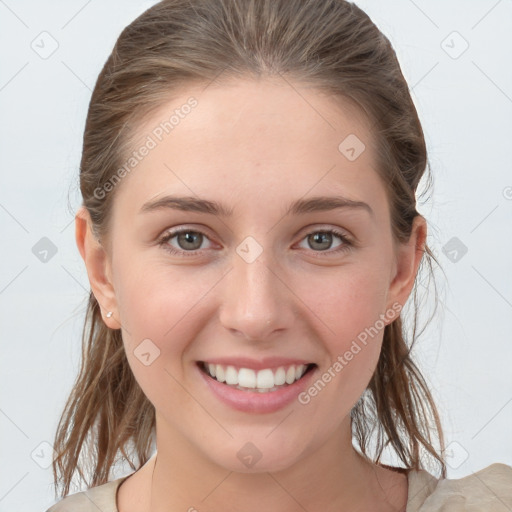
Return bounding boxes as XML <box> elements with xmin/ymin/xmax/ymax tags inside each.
<box><xmin>78</xmin><ymin>76</ymin><xmax>425</xmax><ymax>474</ymax></box>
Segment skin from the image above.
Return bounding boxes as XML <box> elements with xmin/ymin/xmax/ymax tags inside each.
<box><xmin>76</xmin><ymin>76</ymin><xmax>426</xmax><ymax>512</ymax></box>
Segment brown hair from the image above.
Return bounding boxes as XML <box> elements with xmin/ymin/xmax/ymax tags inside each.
<box><xmin>52</xmin><ymin>0</ymin><xmax>446</xmax><ymax>498</ymax></box>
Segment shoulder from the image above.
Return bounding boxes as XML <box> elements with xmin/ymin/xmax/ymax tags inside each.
<box><xmin>45</xmin><ymin>476</ymin><xmax>130</xmax><ymax>512</ymax></box>
<box><xmin>407</xmin><ymin>462</ymin><xmax>512</xmax><ymax>511</ymax></box>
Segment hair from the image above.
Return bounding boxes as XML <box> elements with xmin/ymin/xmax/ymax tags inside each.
<box><xmin>52</xmin><ymin>0</ymin><xmax>447</xmax><ymax>498</ymax></box>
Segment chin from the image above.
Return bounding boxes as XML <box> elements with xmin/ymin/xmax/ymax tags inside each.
<box><xmin>204</xmin><ymin>436</ymin><xmax>308</xmax><ymax>474</ymax></box>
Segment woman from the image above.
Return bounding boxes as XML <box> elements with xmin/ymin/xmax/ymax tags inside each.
<box><xmin>46</xmin><ymin>0</ymin><xmax>512</xmax><ymax>511</ymax></box>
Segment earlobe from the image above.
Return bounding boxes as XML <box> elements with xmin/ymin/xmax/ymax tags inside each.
<box><xmin>75</xmin><ymin>207</ymin><xmax>119</xmax><ymax>329</ymax></box>
<box><xmin>386</xmin><ymin>215</ymin><xmax>427</xmax><ymax>314</ymax></box>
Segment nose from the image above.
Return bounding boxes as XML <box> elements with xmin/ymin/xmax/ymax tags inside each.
<box><xmin>218</xmin><ymin>245</ymin><xmax>295</xmax><ymax>342</ymax></box>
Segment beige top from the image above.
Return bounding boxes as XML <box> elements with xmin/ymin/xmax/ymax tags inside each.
<box><xmin>46</xmin><ymin>462</ymin><xmax>512</xmax><ymax>512</ymax></box>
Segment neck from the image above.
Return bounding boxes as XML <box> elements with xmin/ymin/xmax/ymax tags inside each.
<box><xmin>147</xmin><ymin>416</ymin><xmax>407</xmax><ymax>512</ymax></box>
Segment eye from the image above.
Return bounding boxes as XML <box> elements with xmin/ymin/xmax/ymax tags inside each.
<box><xmin>157</xmin><ymin>226</ymin><xmax>353</xmax><ymax>258</ymax></box>
<box><xmin>297</xmin><ymin>228</ymin><xmax>353</xmax><ymax>254</ymax></box>
<box><xmin>157</xmin><ymin>228</ymin><xmax>213</xmax><ymax>256</ymax></box>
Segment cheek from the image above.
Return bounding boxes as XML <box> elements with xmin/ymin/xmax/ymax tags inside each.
<box><xmin>115</xmin><ymin>267</ymin><xmax>212</xmax><ymax>411</ymax></box>
<box><xmin>300</xmin><ymin>263</ymin><xmax>390</xmax><ymax>347</ymax></box>
<box><xmin>113</xmin><ymin>259</ymin><xmax>224</xmax><ymax>404</ymax></box>
<box><xmin>296</xmin><ymin>264</ymin><xmax>390</xmax><ymax>399</ymax></box>
<box><xmin>113</xmin><ymin>247</ymin><xmax>219</xmax><ymax>342</ymax></box>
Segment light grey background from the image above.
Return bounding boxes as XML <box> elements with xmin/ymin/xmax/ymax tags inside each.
<box><xmin>0</xmin><ymin>1</ymin><xmax>511</xmax><ymax>511</ymax></box>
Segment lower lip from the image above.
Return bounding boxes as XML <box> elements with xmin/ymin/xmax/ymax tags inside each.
<box><xmin>197</xmin><ymin>363</ymin><xmax>317</xmax><ymax>414</ymax></box>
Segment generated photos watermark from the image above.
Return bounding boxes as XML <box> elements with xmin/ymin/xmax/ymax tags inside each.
<box><xmin>93</xmin><ymin>97</ymin><xmax>198</xmax><ymax>200</ymax></box>
<box><xmin>298</xmin><ymin>301</ymin><xmax>402</xmax><ymax>405</ymax></box>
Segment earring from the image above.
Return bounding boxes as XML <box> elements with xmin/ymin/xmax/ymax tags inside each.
<box><xmin>106</xmin><ymin>311</ymin><xmax>113</xmax><ymax>318</ymax></box>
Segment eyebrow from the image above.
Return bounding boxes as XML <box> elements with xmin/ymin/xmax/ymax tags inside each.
<box><xmin>139</xmin><ymin>194</ymin><xmax>374</xmax><ymax>218</ymax></box>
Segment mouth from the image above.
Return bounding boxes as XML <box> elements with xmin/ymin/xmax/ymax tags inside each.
<box><xmin>198</xmin><ymin>361</ymin><xmax>317</xmax><ymax>393</ymax></box>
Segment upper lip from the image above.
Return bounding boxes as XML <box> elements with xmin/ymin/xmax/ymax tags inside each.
<box><xmin>199</xmin><ymin>357</ymin><xmax>314</xmax><ymax>371</ymax></box>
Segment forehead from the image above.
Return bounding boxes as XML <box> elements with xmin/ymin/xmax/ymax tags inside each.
<box><xmin>113</xmin><ymin>76</ymin><xmax>385</xmax><ymax>217</ymax></box>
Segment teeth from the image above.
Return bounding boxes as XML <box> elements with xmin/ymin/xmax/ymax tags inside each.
<box><xmin>216</xmin><ymin>365</ymin><xmax>225</xmax><ymax>383</ymax></box>
<box><xmin>256</xmin><ymin>369</ymin><xmax>274</xmax><ymax>389</ymax></box>
<box><xmin>225</xmin><ymin>365</ymin><xmax>238</xmax><ymax>385</ymax></box>
<box><xmin>274</xmin><ymin>367</ymin><xmax>286</xmax><ymax>386</ymax></box>
<box><xmin>203</xmin><ymin>362</ymin><xmax>310</xmax><ymax>391</ymax></box>
<box><xmin>238</xmin><ymin>368</ymin><xmax>256</xmax><ymax>388</ymax></box>
<box><xmin>285</xmin><ymin>366</ymin><xmax>296</xmax><ymax>384</ymax></box>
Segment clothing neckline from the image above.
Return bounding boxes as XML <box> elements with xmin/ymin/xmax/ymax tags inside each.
<box><xmin>111</xmin><ymin>465</ymin><xmax>434</xmax><ymax>512</ymax></box>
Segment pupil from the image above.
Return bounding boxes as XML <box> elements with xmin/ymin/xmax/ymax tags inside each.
<box><xmin>179</xmin><ymin>231</ymin><xmax>202</xmax><ymax>250</ymax></box>
<box><xmin>310</xmin><ymin>232</ymin><xmax>331</xmax><ymax>250</ymax></box>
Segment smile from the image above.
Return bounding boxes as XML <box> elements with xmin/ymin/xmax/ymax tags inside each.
<box><xmin>199</xmin><ymin>361</ymin><xmax>316</xmax><ymax>393</ymax></box>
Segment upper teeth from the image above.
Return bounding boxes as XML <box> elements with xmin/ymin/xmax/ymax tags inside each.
<box><xmin>205</xmin><ymin>363</ymin><xmax>308</xmax><ymax>389</ymax></box>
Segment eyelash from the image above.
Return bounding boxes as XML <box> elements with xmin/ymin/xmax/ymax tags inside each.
<box><xmin>157</xmin><ymin>227</ymin><xmax>354</xmax><ymax>258</ymax></box>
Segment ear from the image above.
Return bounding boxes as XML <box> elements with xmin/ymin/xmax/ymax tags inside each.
<box><xmin>385</xmin><ymin>215</ymin><xmax>427</xmax><ymax>313</ymax></box>
<box><xmin>75</xmin><ymin>206</ymin><xmax>120</xmax><ymax>329</ymax></box>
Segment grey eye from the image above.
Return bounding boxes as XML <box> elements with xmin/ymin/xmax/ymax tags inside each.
<box><xmin>300</xmin><ymin>231</ymin><xmax>344</xmax><ymax>251</ymax></box>
<box><xmin>175</xmin><ymin>231</ymin><xmax>204</xmax><ymax>250</ymax></box>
